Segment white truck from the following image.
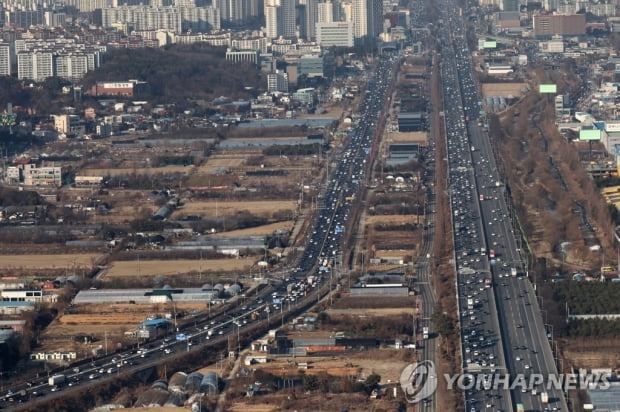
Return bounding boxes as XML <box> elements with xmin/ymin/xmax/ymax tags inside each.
<box><xmin>422</xmin><ymin>326</ymin><xmax>429</xmax><ymax>339</ymax></box>
<box><xmin>467</xmin><ymin>298</ymin><xmax>474</xmax><ymax>309</ymax></box>
<box><xmin>511</xmin><ymin>267</ymin><xmax>518</xmax><ymax>277</ymax></box>
<box><xmin>48</xmin><ymin>374</ymin><xmax>66</xmax><ymax>386</ymax></box>
<box><xmin>541</xmin><ymin>392</ymin><xmax>549</xmax><ymax>404</ymax></box>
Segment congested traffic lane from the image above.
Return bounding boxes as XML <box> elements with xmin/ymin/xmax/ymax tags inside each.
<box><xmin>437</xmin><ymin>0</ymin><xmax>569</xmax><ymax>409</ymax></box>
<box><xmin>296</xmin><ymin>55</ymin><xmax>398</xmax><ymax>276</ymax></box>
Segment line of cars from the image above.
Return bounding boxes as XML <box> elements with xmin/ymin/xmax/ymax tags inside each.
<box><xmin>296</xmin><ymin>54</ymin><xmax>398</xmax><ymax>278</ymax></box>
<box><xmin>439</xmin><ymin>0</ymin><xmax>569</xmax><ymax>410</ymax></box>
<box><xmin>0</xmin><ymin>302</ymin><xmax>273</xmax><ymax>408</ymax></box>
<box><xmin>437</xmin><ymin>2</ymin><xmax>511</xmax><ymax>411</ymax></box>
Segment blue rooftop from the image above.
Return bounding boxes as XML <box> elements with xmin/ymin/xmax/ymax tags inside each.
<box><xmin>141</xmin><ymin>318</ymin><xmax>169</xmax><ymax>327</ymax></box>
<box><xmin>0</xmin><ymin>301</ymin><xmax>34</xmax><ymax>306</ymax></box>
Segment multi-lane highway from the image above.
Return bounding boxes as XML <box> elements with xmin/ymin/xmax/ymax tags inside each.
<box><xmin>296</xmin><ymin>55</ymin><xmax>398</xmax><ymax>275</ymax></box>
<box><xmin>437</xmin><ymin>0</ymin><xmax>568</xmax><ymax>411</ymax></box>
<box><xmin>437</xmin><ymin>12</ymin><xmax>512</xmax><ymax>410</ymax></box>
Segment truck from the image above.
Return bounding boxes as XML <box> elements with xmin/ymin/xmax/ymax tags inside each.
<box><xmin>471</xmin><ymin>146</ymin><xmax>475</xmax><ymax>151</ymax></box>
<box><xmin>467</xmin><ymin>298</ymin><xmax>474</xmax><ymax>309</ymax></box>
<box><xmin>541</xmin><ymin>392</ymin><xmax>549</xmax><ymax>404</ymax></box>
<box><xmin>516</xmin><ymin>403</ymin><xmax>524</xmax><ymax>412</ymax></box>
<box><xmin>511</xmin><ymin>267</ymin><xmax>518</xmax><ymax>277</ymax></box>
<box><xmin>489</xmin><ymin>249</ymin><xmax>495</xmax><ymax>259</ymax></box>
<box><xmin>422</xmin><ymin>326</ymin><xmax>429</xmax><ymax>339</ymax></box>
<box><xmin>485</xmin><ymin>279</ymin><xmax>492</xmax><ymax>288</ymax></box>
<box><xmin>48</xmin><ymin>374</ymin><xmax>66</xmax><ymax>386</ymax></box>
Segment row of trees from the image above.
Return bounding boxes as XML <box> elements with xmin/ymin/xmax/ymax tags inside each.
<box><xmin>491</xmin><ymin>64</ymin><xmax>612</xmax><ymax>268</ymax></box>
<box><xmin>552</xmin><ymin>281</ymin><xmax>620</xmax><ymax>315</ymax></box>
<box><xmin>567</xmin><ymin>318</ymin><xmax>620</xmax><ymax>337</ymax></box>
<box><xmin>315</xmin><ymin>312</ymin><xmax>414</xmax><ymax>338</ymax></box>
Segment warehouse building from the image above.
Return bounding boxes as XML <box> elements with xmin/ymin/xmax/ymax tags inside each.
<box><xmin>397</xmin><ymin>112</ymin><xmax>424</xmax><ymax>132</ymax></box>
<box><xmin>74</xmin><ymin>286</ymin><xmax>219</xmax><ymax>304</ymax></box>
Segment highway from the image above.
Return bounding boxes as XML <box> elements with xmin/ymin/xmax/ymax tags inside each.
<box><xmin>415</xmin><ymin>79</ymin><xmax>438</xmax><ymax>412</ymax></box>
<box><xmin>295</xmin><ymin>54</ymin><xmax>398</xmax><ymax>275</ymax></box>
<box><xmin>0</xmin><ymin>54</ymin><xmax>402</xmax><ymax>410</ymax></box>
<box><xmin>437</xmin><ymin>0</ymin><xmax>569</xmax><ymax>411</ymax></box>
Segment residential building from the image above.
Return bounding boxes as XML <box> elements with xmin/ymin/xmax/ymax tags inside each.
<box><xmin>352</xmin><ymin>0</ymin><xmax>383</xmax><ymax>39</ymax></box>
<box><xmin>17</xmin><ymin>51</ymin><xmax>53</xmax><ymax>82</ymax></box>
<box><xmin>318</xmin><ymin>1</ymin><xmax>334</xmax><ymax>23</ymax></box>
<box><xmin>0</xmin><ymin>43</ymin><xmax>10</xmax><ymax>76</ymax></box>
<box><xmin>15</xmin><ymin>39</ymin><xmax>105</xmax><ymax>82</ymax></box>
<box><xmin>232</xmin><ymin>37</ymin><xmax>269</xmax><ymax>54</ymax></box>
<box><xmin>54</xmin><ymin>54</ymin><xmax>89</xmax><ymax>82</ymax></box>
<box><xmin>264</xmin><ymin>2</ymin><xmax>281</xmax><ymax>38</ymax></box>
<box><xmin>5</xmin><ymin>9</ymin><xmax>44</xmax><ymax>29</ymax></box>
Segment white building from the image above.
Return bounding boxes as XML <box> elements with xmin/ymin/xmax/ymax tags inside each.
<box><xmin>0</xmin><ymin>43</ymin><xmax>11</xmax><ymax>76</ymax></box>
<box><xmin>267</xmin><ymin>70</ymin><xmax>288</xmax><ymax>92</ymax></box>
<box><xmin>1</xmin><ymin>288</ymin><xmax>57</xmax><ymax>303</ymax></box>
<box><xmin>318</xmin><ymin>1</ymin><xmax>333</xmax><ymax>23</ymax></box>
<box><xmin>55</xmin><ymin>54</ymin><xmax>89</xmax><ymax>82</ymax></box>
<box><xmin>352</xmin><ymin>0</ymin><xmax>382</xmax><ymax>39</ymax></box>
<box><xmin>17</xmin><ymin>51</ymin><xmax>53</xmax><ymax>82</ymax></box>
<box><xmin>316</xmin><ymin>22</ymin><xmax>354</xmax><ymax>47</ymax></box>
<box><xmin>264</xmin><ymin>2</ymin><xmax>281</xmax><ymax>38</ymax></box>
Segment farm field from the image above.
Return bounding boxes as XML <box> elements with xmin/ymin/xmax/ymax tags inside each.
<box><xmin>481</xmin><ymin>82</ymin><xmax>528</xmax><ymax>98</ymax></box>
<box><xmin>80</xmin><ymin>165</ymin><xmax>195</xmax><ymax>176</ymax></box>
<box><xmin>43</xmin><ymin>302</ymin><xmax>209</xmax><ymax>350</ymax></box>
<box><xmin>249</xmin><ymin>348</ymin><xmax>414</xmax><ymax>387</ymax></box>
<box><xmin>101</xmin><ymin>258</ymin><xmax>256</xmax><ymax>278</ymax></box>
<box><xmin>325</xmin><ymin>307</ymin><xmax>418</xmax><ymax>316</ymax></box>
<box><xmin>173</xmin><ymin>200</ymin><xmax>298</xmax><ymax>217</ymax></box>
<box><xmin>0</xmin><ymin>254</ymin><xmax>101</xmax><ymax>269</ymax></box>
<box><xmin>215</xmin><ymin>221</ymin><xmax>295</xmax><ymax>236</ymax></box>
<box><xmin>364</xmin><ymin>214</ymin><xmax>421</xmax><ymax>225</ymax></box>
